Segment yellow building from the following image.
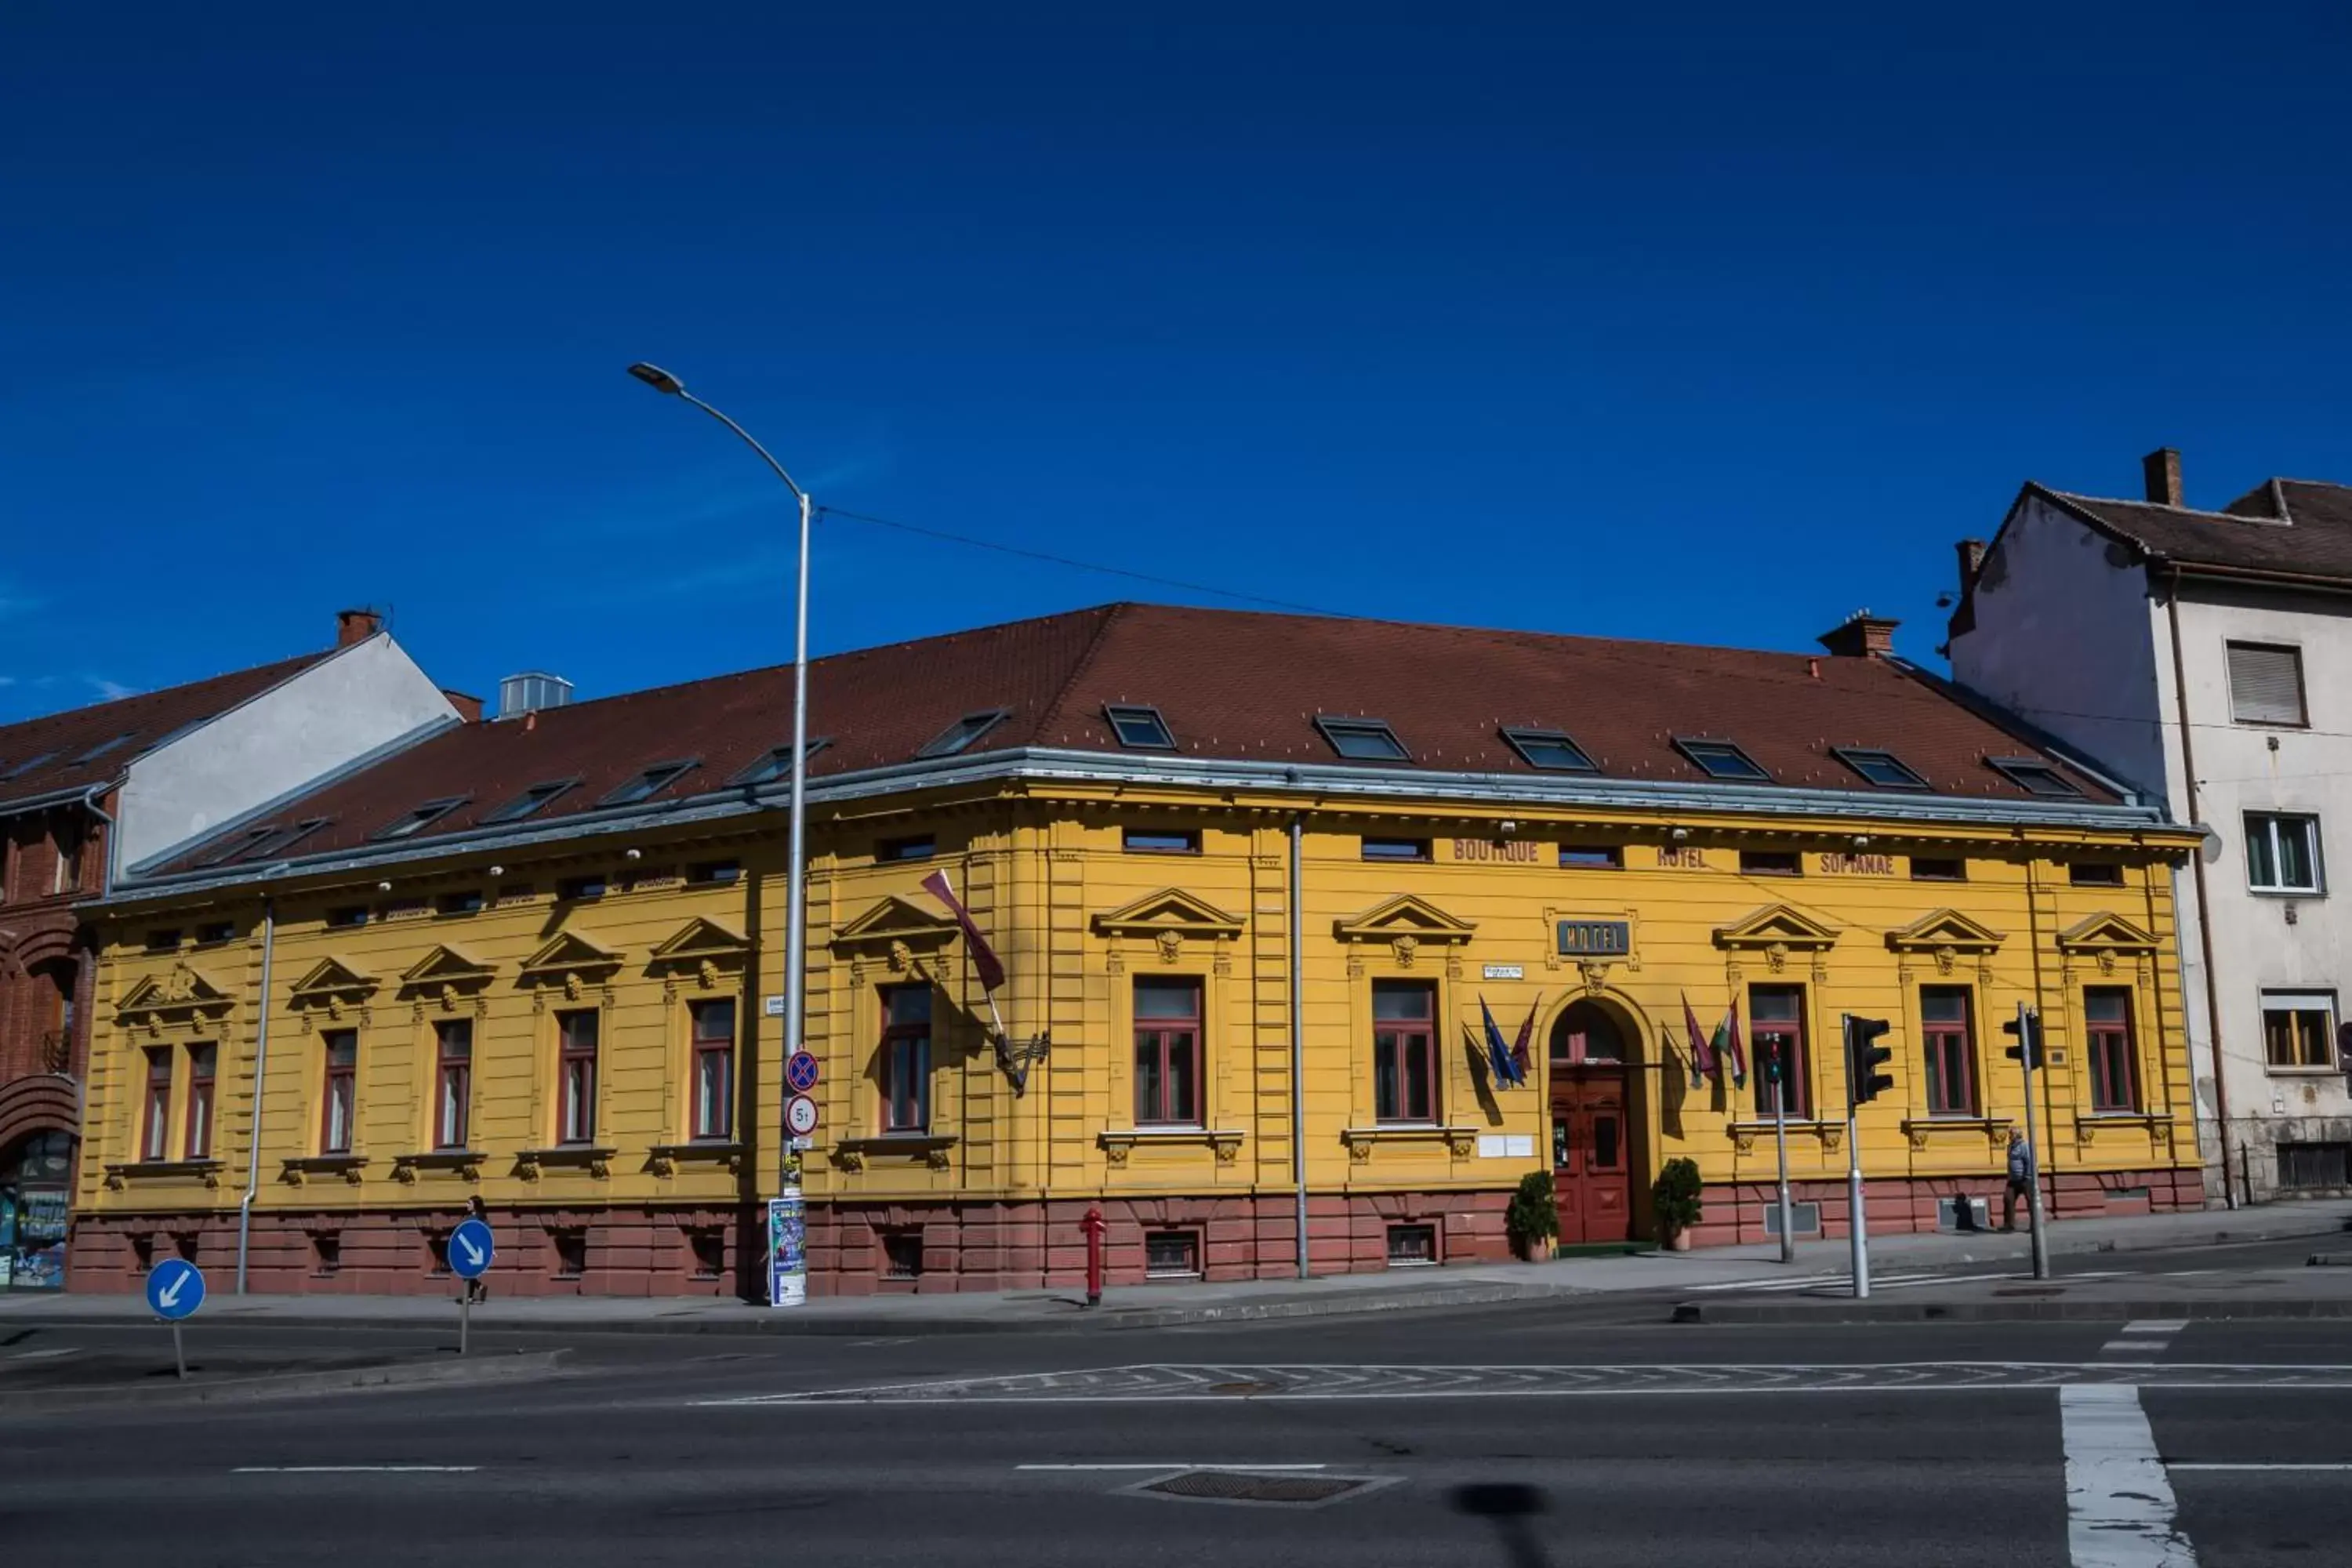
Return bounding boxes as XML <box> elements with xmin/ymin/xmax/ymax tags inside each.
<box><xmin>69</xmin><ymin>604</ymin><xmax>2205</xmax><ymax>1295</ymax></box>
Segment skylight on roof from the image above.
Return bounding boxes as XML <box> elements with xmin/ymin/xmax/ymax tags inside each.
<box><xmin>1987</xmin><ymin>757</ymin><xmax>2083</xmax><ymax>798</ymax></box>
<box><xmin>198</xmin><ymin>824</ymin><xmax>281</xmax><ymax>868</ymax></box>
<box><xmin>731</xmin><ymin>737</ymin><xmax>832</xmax><ymax>786</ymax></box>
<box><xmin>480</xmin><ymin>779</ymin><xmax>579</xmax><ymax>825</ymax></box>
<box><xmin>74</xmin><ymin>733</ymin><xmax>135</xmax><ymax>765</ymax></box>
<box><xmin>1104</xmin><ymin>703</ymin><xmax>1175</xmax><ymax>750</ymax></box>
<box><xmin>1500</xmin><ymin>727</ymin><xmax>1597</xmax><ymax>773</ymax></box>
<box><xmin>371</xmin><ymin>797</ymin><xmax>469</xmax><ymax>841</ymax></box>
<box><xmin>917</xmin><ymin>709</ymin><xmax>1011</xmax><ymax>759</ymax></box>
<box><xmin>1833</xmin><ymin>747</ymin><xmax>1930</xmax><ymax>790</ymax></box>
<box><xmin>3</xmin><ymin>752</ymin><xmax>57</xmax><ymax>780</ymax></box>
<box><xmin>1674</xmin><ymin>738</ymin><xmax>1771</xmax><ymax>782</ymax></box>
<box><xmin>1314</xmin><ymin>717</ymin><xmax>1410</xmax><ymax>762</ymax></box>
<box><xmin>599</xmin><ymin>758</ymin><xmax>700</xmax><ymax>807</ymax></box>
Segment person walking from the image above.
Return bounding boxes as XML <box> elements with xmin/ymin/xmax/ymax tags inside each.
<box><xmin>2002</xmin><ymin>1129</ymin><xmax>2035</xmax><ymax>1232</ymax></box>
<box><xmin>460</xmin><ymin>1195</ymin><xmax>491</xmax><ymax>1305</ymax></box>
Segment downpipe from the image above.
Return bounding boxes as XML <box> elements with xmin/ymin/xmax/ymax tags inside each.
<box><xmin>235</xmin><ymin>897</ymin><xmax>275</xmax><ymax>1294</ymax></box>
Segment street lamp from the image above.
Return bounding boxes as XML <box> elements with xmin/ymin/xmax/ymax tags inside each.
<box><xmin>628</xmin><ymin>362</ymin><xmax>814</xmax><ymax>1307</ymax></box>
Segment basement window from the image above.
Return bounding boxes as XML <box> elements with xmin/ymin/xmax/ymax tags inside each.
<box><xmin>731</xmin><ymin>737</ymin><xmax>832</xmax><ymax>786</ymax></box>
<box><xmin>1387</xmin><ymin>1224</ymin><xmax>1439</xmax><ymax>1267</ymax></box>
<box><xmin>1144</xmin><ymin>1230</ymin><xmax>1202</xmax><ymax>1279</ymax></box>
<box><xmin>1104</xmin><ymin>703</ymin><xmax>1176</xmax><ymax>750</ymax></box>
<box><xmin>881</xmin><ymin>1231</ymin><xmax>925</xmax><ymax>1280</ymax></box>
<box><xmin>1987</xmin><ymin>757</ymin><xmax>2082</xmax><ymax>798</ymax></box>
<box><xmin>481</xmin><ymin>779</ymin><xmax>579</xmax><ymax>825</ymax></box>
<box><xmin>372</xmin><ymin>797</ymin><xmax>469</xmax><ymax>841</ymax></box>
<box><xmin>1315</xmin><ymin>717</ymin><xmax>1410</xmax><ymax>762</ymax></box>
<box><xmin>599</xmin><ymin>758</ymin><xmax>700</xmax><ymax>807</ymax></box>
<box><xmin>1833</xmin><ymin>747</ymin><xmax>1929</xmax><ymax>790</ymax></box>
<box><xmin>688</xmin><ymin>1229</ymin><xmax>726</xmax><ymax>1280</ymax></box>
<box><xmin>2280</xmin><ymin>1142</ymin><xmax>2352</xmax><ymax>1190</ymax></box>
<box><xmin>311</xmin><ymin>1232</ymin><xmax>342</xmax><ymax>1277</ymax></box>
<box><xmin>1501</xmin><ymin>727</ymin><xmax>1598</xmax><ymax>773</ymax></box>
<box><xmin>917</xmin><ymin>710</ymin><xmax>1011</xmax><ymax>759</ymax></box>
<box><xmin>552</xmin><ymin>1229</ymin><xmax>588</xmax><ymax>1279</ymax></box>
<box><xmin>1675</xmin><ymin>738</ymin><xmax>1771</xmax><ymax>782</ymax></box>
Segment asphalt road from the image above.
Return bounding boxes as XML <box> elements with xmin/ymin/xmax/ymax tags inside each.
<box><xmin>7</xmin><ymin>1298</ymin><xmax>2352</xmax><ymax>1566</ymax></box>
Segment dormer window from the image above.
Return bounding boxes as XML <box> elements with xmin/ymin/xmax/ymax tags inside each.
<box><xmin>1315</xmin><ymin>717</ymin><xmax>1409</xmax><ymax>762</ymax></box>
<box><xmin>732</xmin><ymin>737</ymin><xmax>831</xmax><ymax>786</ymax></box>
<box><xmin>1987</xmin><ymin>757</ymin><xmax>2082</xmax><ymax>798</ymax></box>
<box><xmin>481</xmin><ymin>779</ymin><xmax>579</xmax><ymax>825</ymax></box>
<box><xmin>1832</xmin><ymin>747</ymin><xmax>1929</xmax><ymax>790</ymax></box>
<box><xmin>1501</xmin><ymin>727</ymin><xmax>1597</xmax><ymax>773</ymax></box>
<box><xmin>917</xmin><ymin>709</ymin><xmax>1010</xmax><ymax>759</ymax></box>
<box><xmin>371</xmin><ymin>797</ymin><xmax>468</xmax><ymax>841</ymax></box>
<box><xmin>1674</xmin><ymin>739</ymin><xmax>1770</xmax><ymax>782</ymax></box>
<box><xmin>600</xmin><ymin>758</ymin><xmax>699</xmax><ymax>807</ymax></box>
<box><xmin>1104</xmin><ymin>704</ymin><xmax>1175</xmax><ymax>750</ymax></box>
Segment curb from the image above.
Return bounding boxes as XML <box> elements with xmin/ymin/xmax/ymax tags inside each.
<box><xmin>0</xmin><ymin>1349</ymin><xmax>565</xmax><ymax>1415</ymax></box>
<box><xmin>1673</xmin><ymin>1298</ymin><xmax>2352</xmax><ymax>1326</ymax></box>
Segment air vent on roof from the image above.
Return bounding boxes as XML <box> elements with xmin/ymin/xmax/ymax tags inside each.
<box><xmin>498</xmin><ymin>672</ymin><xmax>574</xmax><ymax>720</ymax></box>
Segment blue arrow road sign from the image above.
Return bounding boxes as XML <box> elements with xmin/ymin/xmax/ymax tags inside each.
<box><xmin>145</xmin><ymin>1259</ymin><xmax>205</xmax><ymax>1321</ymax></box>
<box><xmin>786</xmin><ymin>1051</ymin><xmax>821</xmax><ymax>1094</ymax></box>
<box><xmin>448</xmin><ymin>1218</ymin><xmax>495</xmax><ymax>1280</ymax></box>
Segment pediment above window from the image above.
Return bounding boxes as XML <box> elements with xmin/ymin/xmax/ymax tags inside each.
<box><xmin>2056</xmin><ymin>912</ymin><xmax>2158</xmax><ymax>955</ymax></box>
<box><xmin>118</xmin><ymin>962</ymin><xmax>234</xmax><ymax>1029</ymax></box>
<box><xmin>1093</xmin><ymin>887</ymin><xmax>1245</xmax><ymax>942</ymax></box>
<box><xmin>1713</xmin><ymin>904</ymin><xmax>1841</xmax><ymax>952</ymax></box>
<box><xmin>1886</xmin><ymin>909</ymin><xmax>2006</xmax><ymax>955</ymax></box>
<box><xmin>288</xmin><ymin>957</ymin><xmax>379</xmax><ymax>1008</ymax></box>
<box><xmin>398</xmin><ymin>944</ymin><xmax>496</xmax><ymax>990</ymax></box>
<box><xmin>519</xmin><ymin>930</ymin><xmax>624</xmax><ymax>985</ymax></box>
<box><xmin>651</xmin><ymin>916</ymin><xmax>750</xmax><ymax>965</ymax></box>
<box><xmin>830</xmin><ymin>895</ymin><xmax>960</xmax><ymax>956</ymax></box>
<box><xmin>1334</xmin><ymin>894</ymin><xmax>1475</xmax><ymax>946</ymax></box>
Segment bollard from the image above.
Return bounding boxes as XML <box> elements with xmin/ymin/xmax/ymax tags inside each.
<box><xmin>1081</xmin><ymin>1203</ymin><xmax>1106</xmax><ymax>1308</ymax></box>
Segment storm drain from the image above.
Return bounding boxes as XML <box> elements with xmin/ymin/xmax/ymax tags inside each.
<box><xmin>1138</xmin><ymin>1471</ymin><xmax>1377</xmax><ymax>1507</ymax></box>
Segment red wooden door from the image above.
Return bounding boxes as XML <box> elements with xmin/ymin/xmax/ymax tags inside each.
<box><xmin>1551</xmin><ymin>1069</ymin><xmax>1632</xmax><ymax>1244</ymax></box>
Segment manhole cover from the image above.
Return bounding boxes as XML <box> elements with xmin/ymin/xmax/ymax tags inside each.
<box><xmin>1142</xmin><ymin>1472</ymin><xmax>1370</xmax><ymax>1505</ymax></box>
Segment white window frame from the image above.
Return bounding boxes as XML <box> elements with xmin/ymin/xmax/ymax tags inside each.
<box><xmin>2245</xmin><ymin>811</ymin><xmax>2325</xmax><ymax>895</ymax></box>
<box><xmin>2260</xmin><ymin>989</ymin><xmax>2339</xmax><ymax>1075</ymax></box>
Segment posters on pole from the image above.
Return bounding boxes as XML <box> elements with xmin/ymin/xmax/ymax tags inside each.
<box><xmin>768</xmin><ymin>1190</ymin><xmax>806</xmax><ymax>1308</ymax></box>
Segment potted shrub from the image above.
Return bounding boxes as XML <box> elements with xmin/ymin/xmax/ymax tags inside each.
<box><xmin>1504</xmin><ymin>1170</ymin><xmax>1559</xmax><ymax>1260</ymax></box>
<box><xmin>1651</xmin><ymin>1157</ymin><xmax>1704</xmax><ymax>1252</ymax></box>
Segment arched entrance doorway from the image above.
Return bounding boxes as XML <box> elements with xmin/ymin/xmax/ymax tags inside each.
<box><xmin>1549</xmin><ymin>1000</ymin><xmax>1642</xmax><ymax>1244</ymax></box>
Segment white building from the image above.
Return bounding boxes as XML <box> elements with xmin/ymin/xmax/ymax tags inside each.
<box><xmin>1950</xmin><ymin>449</ymin><xmax>2352</xmax><ymax>1204</ymax></box>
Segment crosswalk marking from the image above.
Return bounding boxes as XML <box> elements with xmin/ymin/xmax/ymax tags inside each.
<box><xmin>2062</xmin><ymin>1385</ymin><xmax>2198</xmax><ymax>1566</ymax></box>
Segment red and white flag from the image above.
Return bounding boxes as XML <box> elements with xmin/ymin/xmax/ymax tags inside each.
<box><xmin>920</xmin><ymin>869</ymin><xmax>1006</xmax><ymax>993</ymax></box>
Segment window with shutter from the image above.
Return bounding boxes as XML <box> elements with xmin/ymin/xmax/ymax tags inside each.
<box><xmin>2227</xmin><ymin>642</ymin><xmax>2307</xmax><ymax>727</ymax></box>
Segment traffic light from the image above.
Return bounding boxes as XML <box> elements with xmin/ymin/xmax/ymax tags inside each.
<box><xmin>1758</xmin><ymin>1040</ymin><xmax>1783</xmax><ymax>1087</ymax></box>
<box><xmin>2002</xmin><ymin>1009</ymin><xmax>2045</xmax><ymax>1069</ymax></box>
<box><xmin>1846</xmin><ymin>1015</ymin><xmax>1893</xmax><ymax>1105</ymax></box>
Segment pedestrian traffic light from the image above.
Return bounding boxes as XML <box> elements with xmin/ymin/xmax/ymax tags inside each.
<box><xmin>1845</xmin><ymin>1015</ymin><xmax>1893</xmax><ymax>1105</ymax></box>
<box><xmin>2002</xmin><ymin>1009</ymin><xmax>2045</xmax><ymax>1069</ymax></box>
<box><xmin>1759</xmin><ymin>1040</ymin><xmax>1783</xmax><ymax>1086</ymax></box>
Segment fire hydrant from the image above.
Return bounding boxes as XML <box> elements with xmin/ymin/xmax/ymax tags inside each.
<box><xmin>1080</xmin><ymin>1203</ymin><xmax>1107</xmax><ymax>1308</ymax></box>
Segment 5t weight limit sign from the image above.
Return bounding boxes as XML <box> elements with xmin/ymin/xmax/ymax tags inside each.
<box><xmin>786</xmin><ymin>1094</ymin><xmax>819</xmax><ymax>1138</ymax></box>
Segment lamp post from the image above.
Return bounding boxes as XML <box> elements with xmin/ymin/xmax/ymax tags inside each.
<box><xmin>629</xmin><ymin>362</ymin><xmax>813</xmax><ymax>1306</ymax></box>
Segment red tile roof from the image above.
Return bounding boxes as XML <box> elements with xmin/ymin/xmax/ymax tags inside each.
<box><xmin>0</xmin><ymin>652</ymin><xmax>330</xmax><ymax>814</ymax></box>
<box><xmin>147</xmin><ymin>604</ymin><xmax>2125</xmax><ymax>878</ymax></box>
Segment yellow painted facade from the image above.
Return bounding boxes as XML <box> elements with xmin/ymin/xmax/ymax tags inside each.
<box><xmin>71</xmin><ymin>778</ymin><xmax>2203</xmax><ymax>1292</ymax></box>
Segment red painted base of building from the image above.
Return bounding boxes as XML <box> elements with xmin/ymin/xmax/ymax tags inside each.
<box><xmin>61</xmin><ymin>1168</ymin><xmax>2201</xmax><ymax>1296</ymax></box>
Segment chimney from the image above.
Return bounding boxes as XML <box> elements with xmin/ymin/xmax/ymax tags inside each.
<box><xmin>1955</xmin><ymin>538</ymin><xmax>1987</xmax><ymax>597</ymax></box>
<box><xmin>2142</xmin><ymin>447</ymin><xmax>2183</xmax><ymax>508</ymax></box>
<box><xmin>335</xmin><ymin>608</ymin><xmax>384</xmax><ymax>648</ymax></box>
<box><xmin>441</xmin><ymin>688</ymin><xmax>485</xmax><ymax>724</ymax></box>
<box><xmin>1818</xmin><ymin>609</ymin><xmax>1900</xmax><ymax>659</ymax></box>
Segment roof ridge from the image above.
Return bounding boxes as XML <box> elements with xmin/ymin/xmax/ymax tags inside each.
<box><xmin>1028</xmin><ymin>604</ymin><xmax>1133</xmax><ymax>742</ymax></box>
<box><xmin>2047</xmin><ymin>488</ymin><xmax>2289</xmax><ymax>525</ymax></box>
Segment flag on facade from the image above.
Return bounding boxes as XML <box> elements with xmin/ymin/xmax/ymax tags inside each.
<box><xmin>1681</xmin><ymin>993</ymin><xmax>1716</xmax><ymax>1088</ymax></box>
<box><xmin>1713</xmin><ymin>995</ymin><xmax>1748</xmax><ymax>1089</ymax></box>
<box><xmin>1480</xmin><ymin>996</ymin><xmax>1523</xmax><ymax>1088</ymax></box>
<box><xmin>1510</xmin><ymin>994</ymin><xmax>1541</xmax><ymax>1081</ymax></box>
<box><xmin>920</xmin><ymin>869</ymin><xmax>1007</xmax><ymax>993</ymax></box>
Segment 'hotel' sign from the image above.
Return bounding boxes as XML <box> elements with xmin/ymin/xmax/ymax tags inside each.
<box><xmin>1556</xmin><ymin>920</ymin><xmax>1632</xmax><ymax>958</ymax></box>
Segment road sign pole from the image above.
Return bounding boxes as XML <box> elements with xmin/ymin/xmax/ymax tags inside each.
<box><xmin>1773</xmin><ymin>1071</ymin><xmax>1795</xmax><ymax>1266</ymax></box>
<box><xmin>171</xmin><ymin>1322</ymin><xmax>186</xmax><ymax>1381</ymax></box>
<box><xmin>1842</xmin><ymin>1014</ymin><xmax>1870</xmax><ymax>1300</ymax></box>
<box><xmin>2016</xmin><ymin>1001</ymin><xmax>2053</xmax><ymax>1281</ymax></box>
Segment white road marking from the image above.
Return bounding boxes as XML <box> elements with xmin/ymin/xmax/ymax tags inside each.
<box><xmin>2098</xmin><ymin>1321</ymin><xmax>2186</xmax><ymax>1363</ymax></box>
<box><xmin>2061</xmin><ymin>1385</ymin><xmax>2197</xmax><ymax>1566</ymax></box>
<box><xmin>2168</xmin><ymin>1462</ymin><xmax>2352</xmax><ymax>1472</ymax></box>
<box><xmin>232</xmin><ymin>1466</ymin><xmax>481</xmax><ymax>1474</ymax></box>
<box><xmin>2124</xmin><ymin>1321</ymin><xmax>2188</xmax><ymax>1335</ymax></box>
<box><xmin>1016</xmin><ymin>1463</ymin><xmax>1329</xmax><ymax>1472</ymax></box>
<box><xmin>5</xmin><ymin>1347</ymin><xmax>76</xmax><ymax>1361</ymax></box>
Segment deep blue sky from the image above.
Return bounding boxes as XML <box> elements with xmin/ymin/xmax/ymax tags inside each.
<box><xmin>5</xmin><ymin>4</ymin><xmax>2349</xmax><ymax>720</ymax></box>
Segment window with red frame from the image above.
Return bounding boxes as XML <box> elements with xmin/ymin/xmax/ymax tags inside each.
<box><xmin>691</xmin><ymin>998</ymin><xmax>736</xmax><ymax>1141</ymax></box>
<box><xmin>1920</xmin><ymin>987</ymin><xmax>1977</xmax><ymax>1116</ymax></box>
<box><xmin>2085</xmin><ymin>988</ymin><xmax>2141</xmax><ymax>1112</ymax></box>
<box><xmin>557</xmin><ymin>1009</ymin><xmax>599</xmax><ymax>1144</ymax></box>
<box><xmin>1133</xmin><ymin>977</ymin><xmax>1203</xmax><ymax>1126</ymax></box>
<box><xmin>1372</xmin><ymin>980</ymin><xmax>1437</xmax><ymax>1123</ymax></box>
<box><xmin>1749</xmin><ymin>985</ymin><xmax>1808</xmax><ymax>1118</ymax></box>
<box><xmin>880</xmin><ymin>985</ymin><xmax>931</xmax><ymax>1132</ymax></box>
<box><xmin>143</xmin><ymin>1047</ymin><xmax>172</xmax><ymax>1161</ymax></box>
<box><xmin>183</xmin><ymin>1042</ymin><xmax>216</xmax><ymax>1159</ymax></box>
<box><xmin>320</xmin><ymin>1029</ymin><xmax>358</xmax><ymax>1154</ymax></box>
<box><xmin>434</xmin><ymin>1018</ymin><xmax>471</xmax><ymax>1149</ymax></box>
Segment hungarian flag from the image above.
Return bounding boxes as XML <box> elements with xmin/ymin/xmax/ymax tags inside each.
<box><xmin>1681</xmin><ymin>993</ymin><xmax>1716</xmax><ymax>1088</ymax></box>
<box><xmin>1713</xmin><ymin>996</ymin><xmax>1748</xmax><ymax>1088</ymax></box>
<box><xmin>920</xmin><ymin>869</ymin><xmax>1006</xmax><ymax>993</ymax></box>
<box><xmin>1510</xmin><ymin>994</ymin><xmax>1541</xmax><ymax>1080</ymax></box>
<box><xmin>1480</xmin><ymin>996</ymin><xmax>1524</xmax><ymax>1088</ymax></box>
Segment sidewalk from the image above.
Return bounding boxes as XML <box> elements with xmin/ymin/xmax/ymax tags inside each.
<box><xmin>5</xmin><ymin>1200</ymin><xmax>2346</xmax><ymax>1336</ymax></box>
